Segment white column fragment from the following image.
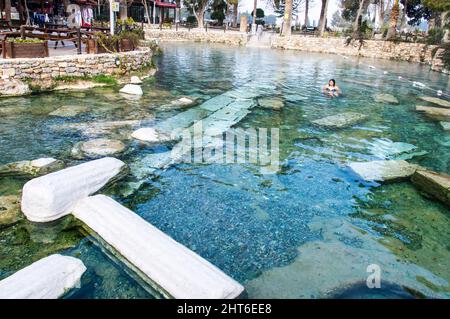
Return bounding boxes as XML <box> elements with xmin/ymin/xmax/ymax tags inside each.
<box><xmin>0</xmin><ymin>255</ymin><xmax>86</xmax><ymax>299</ymax></box>
<box><xmin>21</xmin><ymin>157</ymin><xmax>126</xmax><ymax>222</ymax></box>
<box><xmin>72</xmin><ymin>195</ymin><xmax>245</xmax><ymax>299</ymax></box>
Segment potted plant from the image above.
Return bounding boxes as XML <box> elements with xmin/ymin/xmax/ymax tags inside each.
<box><xmin>2</xmin><ymin>38</ymin><xmax>49</xmax><ymax>59</ymax></box>
<box><xmin>86</xmin><ymin>32</ymin><xmax>119</xmax><ymax>54</ymax></box>
<box><xmin>118</xmin><ymin>31</ymin><xmax>140</xmax><ymax>52</ymax></box>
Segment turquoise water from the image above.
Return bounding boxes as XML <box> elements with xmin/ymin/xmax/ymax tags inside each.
<box><xmin>0</xmin><ymin>42</ymin><xmax>449</xmax><ymax>298</ymax></box>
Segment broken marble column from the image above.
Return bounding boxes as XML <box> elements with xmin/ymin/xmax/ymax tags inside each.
<box><xmin>0</xmin><ymin>254</ymin><xmax>86</xmax><ymax>299</ymax></box>
<box><xmin>0</xmin><ymin>158</ymin><xmax>64</xmax><ymax>178</ymax></box>
<box><xmin>72</xmin><ymin>195</ymin><xmax>245</xmax><ymax>299</ymax></box>
<box><xmin>21</xmin><ymin>157</ymin><xmax>126</xmax><ymax>222</ymax></box>
<box><xmin>348</xmin><ymin>160</ymin><xmax>419</xmax><ymax>182</ymax></box>
<box><xmin>411</xmin><ymin>170</ymin><xmax>450</xmax><ymax>207</ymax></box>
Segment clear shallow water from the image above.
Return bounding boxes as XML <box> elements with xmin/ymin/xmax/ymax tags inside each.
<box><xmin>0</xmin><ymin>43</ymin><xmax>449</xmax><ymax>298</ymax></box>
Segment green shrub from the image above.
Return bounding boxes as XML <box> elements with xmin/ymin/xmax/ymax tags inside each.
<box><xmin>426</xmin><ymin>28</ymin><xmax>445</xmax><ymax>45</ymax></box>
<box><xmin>7</xmin><ymin>38</ymin><xmax>44</xmax><ymax>43</ymax></box>
<box><xmin>186</xmin><ymin>16</ymin><xmax>197</xmax><ymax>24</ymax></box>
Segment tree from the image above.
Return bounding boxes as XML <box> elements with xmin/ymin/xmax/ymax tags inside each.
<box><xmin>331</xmin><ymin>10</ymin><xmax>345</xmax><ymax>28</ymax></box>
<box><xmin>304</xmin><ymin>0</ymin><xmax>310</xmax><ymax>27</ymax></box>
<box><xmin>4</xmin><ymin>0</ymin><xmax>11</xmax><ymax>21</ymax></box>
<box><xmin>211</xmin><ymin>0</ymin><xmax>227</xmax><ymax>24</ymax></box>
<box><xmin>281</xmin><ymin>0</ymin><xmax>293</xmax><ymax>36</ymax></box>
<box><xmin>340</xmin><ymin>0</ymin><xmax>361</xmax><ymax>22</ymax></box>
<box><xmin>142</xmin><ymin>0</ymin><xmax>151</xmax><ymax>25</ymax></box>
<box><xmin>376</xmin><ymin>0</ymin><xmax>387</xmax><ymax>28</ymax></box>
<box><xmin>353</xmin><ymin>0</ymin><xmax>370</xmax><ymax>37</ymax></box>
<box><xmin>229</xmin><ymin>0</ymin><xmax>239</xmax><ymax>28</ymax></box>
<box><xmin>386</xmin><ymin>0</ymin><xmax>400</xmax><ymax>39</ymax></box>
<box><xmin>423</xmin><ymin>0</ymin><xmax>450</xmax><ymax>28</ymax></box>
<box><xmin>400</xmin><ymin>0</ymin><xmax>431</xmax><ymax>26</ymax></box>
<box><xmin>185</xmin><ymin>0</ymin><xmax>211</xmax><ymax>28</ymax></box>
<box><xmin>251</xmin><ymin>8</ymin><xmax>265</xmax><ymax>18</ymax></box>
<box><xmin>318</xmin><ymin>0</ymin><xmax>329</xmax><ymax>36</ymax></box>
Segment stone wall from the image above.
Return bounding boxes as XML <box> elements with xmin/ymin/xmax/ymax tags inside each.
<box><xmin>271</xmin><ymin>36</ymin><xmax>437</xmax><ymax>64</ymax></box>
<box><xmin>145</xmin><ymin>29</ymin><xmax>249</xmax><ymax>46</ymax></box>
<box><xmin>431</xmin><ymin>48</ymin><xmax>449</xmax><ymax>74</ymax></box>
<box><xmin>144</xmin><ymin>29</ymin><xmax>448</xmax><ymax>73</ymax></box>
<box><xmin>0</xmin><ymin>47</ymin><xmax>153</xmax><ymax>81</ymax></box>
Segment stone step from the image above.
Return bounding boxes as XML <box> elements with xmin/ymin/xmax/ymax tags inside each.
<box><xmin>348</xmin><ymin>160</ymin><xmax>419</xmax><ymax>182</ymax></box>
<box><xmin>411</xmin><ymin>170</ymin><xmax>450</xmax><ymax>207</ymax></box>
<box><xmin>416</xmin><ymin>105</ymin><xmax>450</xmax><ymax>121</ymax></box>
<box><xmin>0</xmin><ymin>254</ymin><xmax>86</xmax><ymax>299</ymax></box>
<box><xmin>21</xmin><ymin>157</ymin><xmax>126</xmax><ymax>222</ymax></box>
<box><xmin>72</xmin><ymin>195</ymin><xmax>245</xmax><ymax>299</ymax></box>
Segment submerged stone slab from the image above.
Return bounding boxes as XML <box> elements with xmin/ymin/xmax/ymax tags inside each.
<box><xmin>416</xmin><ymin>105</ymin><xmax>450</xmax><ymax>121</ymax></box>
<box><xmin>419</xmin><ymin>96</ymin><xmax>450</xmax><ymax>108</ymax></box>
<box><xmin>53</xmin><ymin>81</ymin><xmax>106</xmax><ymax>91</ymax></box>
<box><xmin>411</xmin><ymin>170</ymin><xmax>450</xmax><ymax>207</ymax></box>
<box><xmin>0</xmin><ymin>158</ymin><xmax>64</xmax><ymax>178</ymax></box>
<box><xmin>0</xmin><ymin>254</ymin><xmax>86</xmax><ymax>299</ymax></box>
<box><xmin>258</xmin><ymin>97</ymin><xmax>284</xmax><ymax>111</ymax></box>
<box><xmin>119</xmin><ymin>84</ymin><xmax>143</xmax><ymax>96</ymax></box>
<box><xmin>72</xmin><ymin>195</ymin><xmax>245</xmax><ymax>299</ymax></box>
<box><xmin>53</xmin><ymin>120</ymin><xmax>141</xmax><ymax>137</ymax></box>
<box><xmin>440</xmin><ymin>122</ymin><xmax>450</xmax><ymax>131</ymax></box>
<box><xmin>246</xmin><ymin>217</ymin><xmax>448</xmax><ymax>298</ymax></box>
<box><xmin>312</xmin><ymin>112</ymin><xmax>368</xmax><ymax>129</ymax></box>
<box><xmin>373</xmin><ymin>93</ymin><xmax>399</xmax><ymax>104</ymax></box>
<box><xmin>21</xmin><ymin>157</ymin><xmax>126</xmax><ymax>222</ymax></box>
<box><xmin>348</xmin><ymin>160</ymin><xmax>419</xmax><ymax>182</ymax></box>
<box><xmin>200</xmin><ymin>95</ymin><xmax>235</xmax><ymax>112</ymax></box>
<box><xmin>72</xmin><ymin>139</ymin><xmax>126</xmax><ymax>159</ymax></box>
<box><xmin>368</xmin><ymin>138</ymin><xmax>418</xmax><ymax>160</ymax></box>
<box><xmin>49</xmin><ymin>105</ymin><xmax>89</xmax><ymax>117</ymax></box>
<box><xmin>155</xmin><ymin>108</ymin><xmax>210</xmax><ymax>135</ymax></box>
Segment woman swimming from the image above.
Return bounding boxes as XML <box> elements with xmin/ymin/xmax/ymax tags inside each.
<box><xmin>323</xmin><ymin>79</ymin><xmax>341</xmax><ymax>97</ymax></box>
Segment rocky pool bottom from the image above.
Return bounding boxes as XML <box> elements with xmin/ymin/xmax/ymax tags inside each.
<box><xmin>0</xmin><ymin>43</ymin><xmax>449</xmax><ymax>298</ymax></box>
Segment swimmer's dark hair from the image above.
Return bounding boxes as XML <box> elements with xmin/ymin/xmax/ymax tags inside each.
<box><xmin>329</xmin><ymin>79</ymin><xmax>336</xmax><ymax>86</ymax></box>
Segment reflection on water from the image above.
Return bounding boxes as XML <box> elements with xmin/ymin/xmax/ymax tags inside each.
<box><xmin>0</xmin><ymin>43</ymin><xmax>449</xmax><ymax>298</ymax></box>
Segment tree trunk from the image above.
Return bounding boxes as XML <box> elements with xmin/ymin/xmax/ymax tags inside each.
<box><xmin>233</xmin><ymin>2</ymin><xmax>238</xmax><ymax>28</ymax></box>
<box><xmin>400</xmin><ymin>0</ymin><xmax>407</xmax><ymax>30</ymax></box>
<box><xmin>304</xmin><ymin>0</ymin><xmax>309</xmax><ymax>27</ymax></box>
<box><xmin>23</xmin><ymin>0</ymin><xmax>31</xmax><ymax>25</ymax></box>
<box><xmin>378</xmin><ymin>0</ymin><xmax>385</xmax><ymax>27</ymax></box>
<box><xmin>386</xmin><ymin>0</ymin><xmax>399</xmax><ymax>40</ymax></box>
<box><xmin>353</xmin><ymin>0</ymin><xmax>367</xmax><ymax>37</ymax></box>
<box><xmin>142</xmin><ymin>0</ymin><xmax>151</xmax><ymax>25</ymax></box>
<box><xmin>193</xmin><ymin>4</ymin><xmax>206</xmax><ymax>29</ymax></box>
<box><xmin>318</xmin><ymin>0</ymin><xmax>329</xmax><ymax>37</ymax></box>
<box><xmin>5</xmin><ymin>0</ymin><xmax>11</xmax><ymax>21</ymax></box>
<box><xmin>119</xmin><ymin>0</ymin><xmax>128</xmax><ymax>21</ymax></box>
<box><xmin>281</xmin><ymin>0</ymin><xmax>293</xmax><ymax>36</ymax></box>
